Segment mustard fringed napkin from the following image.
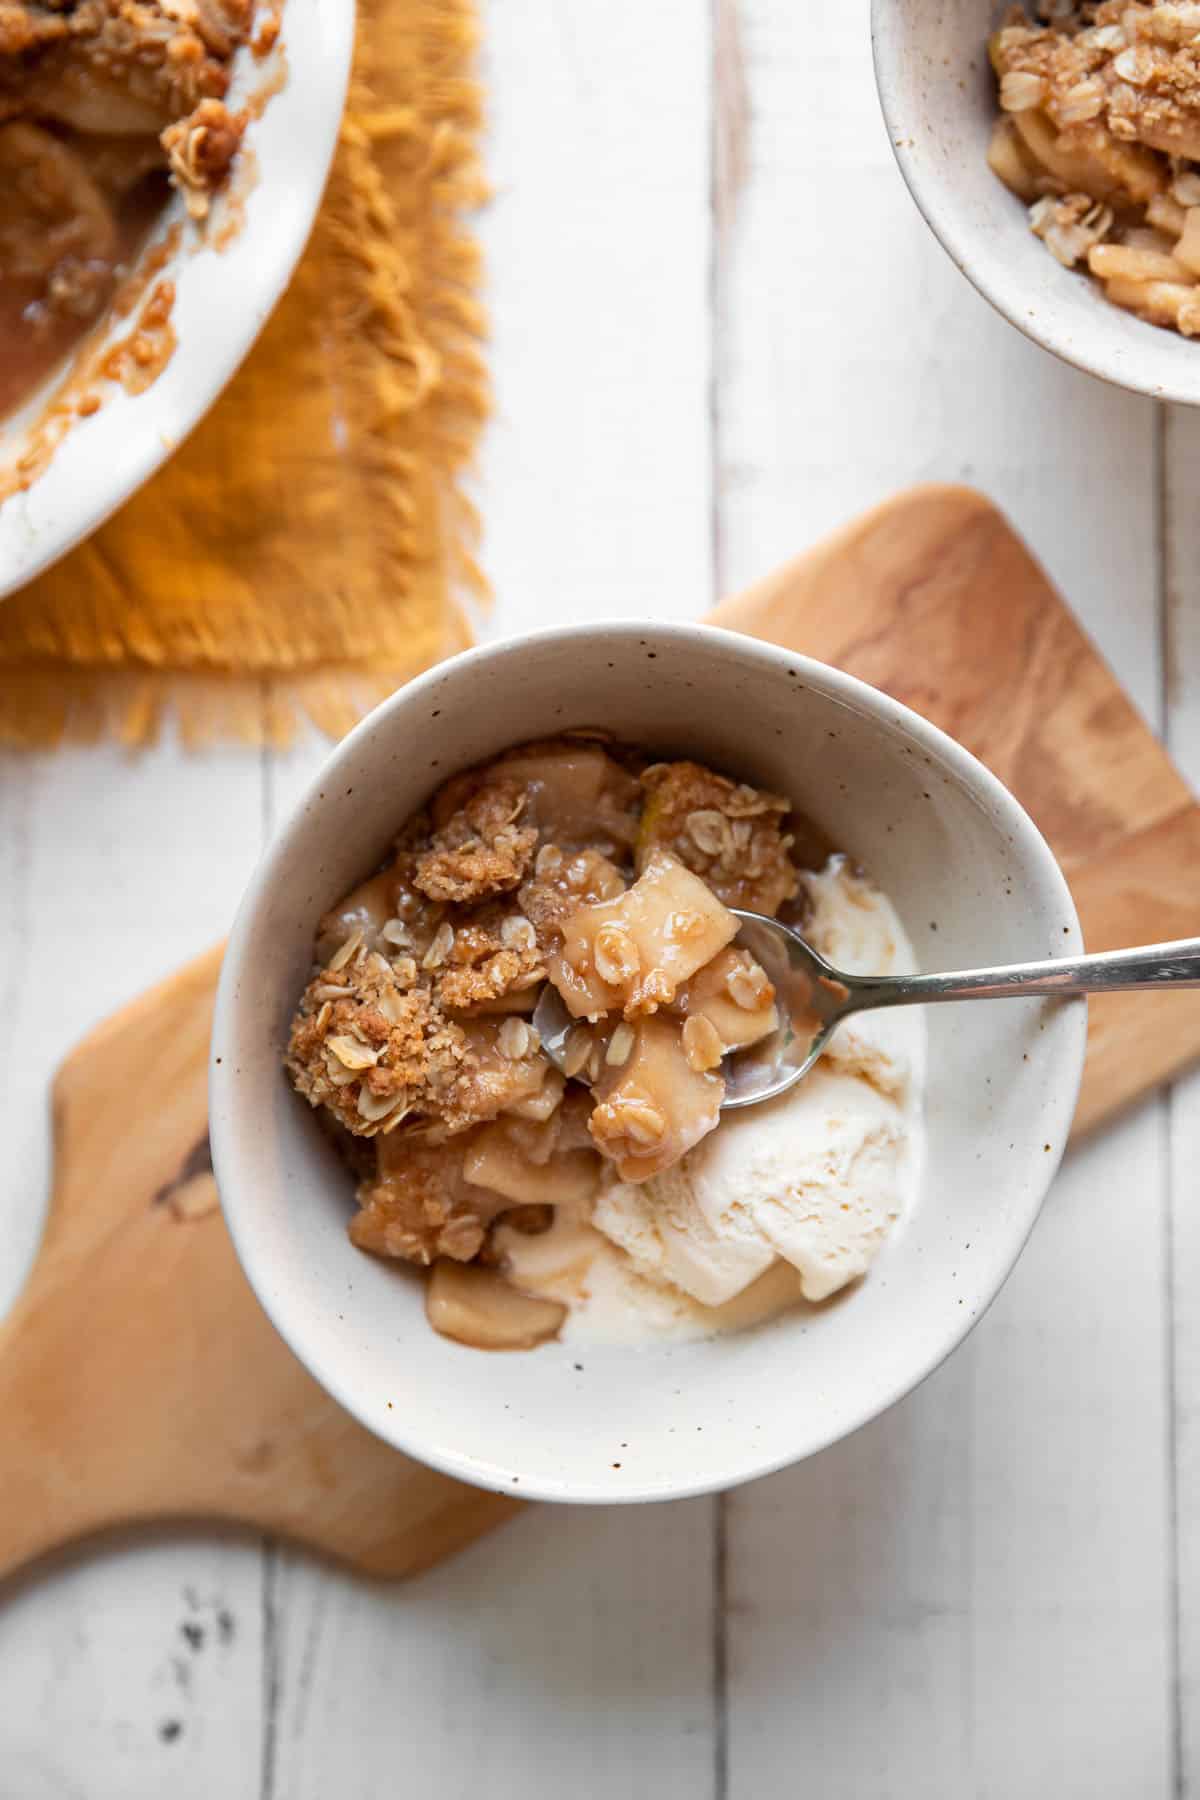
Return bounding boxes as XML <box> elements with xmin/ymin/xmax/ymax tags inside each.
<box><xmin>0</xmin><ymin>0</ymin><xmax>488</xmax><ymax>748</ymax></box>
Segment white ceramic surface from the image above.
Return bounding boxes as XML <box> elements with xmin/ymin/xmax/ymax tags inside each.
<box><xmin>0</xmin><ymin>0</ymin><xmax>354</xmax><ymax>596</ymax></box>
<box><xmin>872</xmin><ymin>0</ymin><xmax>1200</xmax><ymax>405</ymax></box>
<box><xmin>210</xmin><ymin>622</ymin><xmax>1088</xmax><ymax>1504</ymax></box>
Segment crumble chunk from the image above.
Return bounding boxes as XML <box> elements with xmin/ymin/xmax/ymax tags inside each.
<box><xmin>350</xmin><ymin>1134</ymin><xmax>503</xmax><ymax>1265</ymax></box>
<box><xmin>414</xmin><ymin>780</ymin><xmax>538</xmax><ymax>905</ymax></box>
<box><xmin>0</xmin><ymin>4</ymin><xmax>69</xmax><ymax>58</ymax></box>
<box><xmin>518</xmin><ymin>845</ymin><xmax>627</xmax><ymax>935</ymax></box>
<box><xmin>434</xmin><ymin>899</ymin><xmax>546</xmax><ymax>1013</ymax></box>
<box><xmin>287</xmin><ymin>932</ymin><xmax>561</xmax><ymax>1141</ymax></box>
<box><xmin>162</xmin><ymin>96</ymin><xmax>244</xmax><ymax>221</ymax></box>
<box><xmin>349</xmin><ymin>1100</ymin><xmax>596</xmax><ymax>1274</ymax></box>
<box><xmin>285</xmin><ymin>941</ymin><xmax>472</xmax><ymax>1139</ymax></box>
<box><xmin>637</xmin><ymin>761</ymin><xmax>799</xmax><ymax>915</ymax></box>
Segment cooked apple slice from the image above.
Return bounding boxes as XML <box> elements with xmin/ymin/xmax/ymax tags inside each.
<box><xmin>503</xmin><ymin>1066</ymin><xmax>567</xmax><ymax>1121</ymax></box>
<box><xmin>1010</xmin><ymin>109</ymin><xmax>1128</xmax><ymax>203</ymax></box>
<box><xmin>0</xmin><ymin>123</ymin><xmax>118</xmax><ymax>281</ymax></box>
<box><xmin>1074</xmin><ymin>122</ymin><xmax>1164</xmax><ymax>207</ymax></box>
<box><xmin>463</xmin><ymin>1120</ymin><xmax>601</xmax><ymax>1207</ymax></box>
<box><xmin>495</xmin><ymin>1192</ymin><xmax>608</xmax><ymax>1298</ymax></box>
<box><xmin>589</xmin><ymin>1014</ymin><xmax>723</xmax><ymax>1182</ymax></box>
<box><xmin>671</xmin><ymin>946</ymin><xmax>778</xmax><ymax>1052</ymax></box>
<box><xmin>454</xmin><ymin>1018</ymin><xmax>558</xmax><ymax>1121</ymax></box>
<box><xmin>314</xmin><ymin>867</ymin><xmax>399</xmax><ymax>962</ymax></box>
<box><xmin>987</xmin><ymin>116</ymin><xmax>1042</xmax><ymax>203</ymax></box>
<box><xmin>449</xmin><ymin>985</ymin><xmax>540</xmax><ymax>1017</ymax></box>
<box><xmin>548</xmin><ymin>850</ymin><xmax>738</xmax><ymax>1019</ymax></box>
<box><xmin>426</xmin><ymin>1261</ymin><xmax>566</xmax><ymax>1349</ymax></box>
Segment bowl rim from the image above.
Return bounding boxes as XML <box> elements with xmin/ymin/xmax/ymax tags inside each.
<box><xmin>0</xmin><ymin>0</ymin><xmax>355</xmax><ymax>597</ymax></box>
<box><xmin>870</xmin><ymin>0</ymin><xmax>1200</xmax><ymax>406</ymax></box>
<box><xmin>210</xmin><ymin>619</ymin><xmax>1089</xmax><ymax>1503</ymax></box>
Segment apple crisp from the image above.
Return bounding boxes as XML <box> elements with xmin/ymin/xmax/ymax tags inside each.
<box><xmin>989</xmin><ymin>2</ymin><xmax>1200</xmax><ymax>335</ymax></box>
<box><xmin>0</xmin><ymin>0</ymin><xmax>254</xmax><ymax>419</ymax></box>
<box><xmin>285</xmin><ymin>734</ymin><xmax>808</xmax><ymax>1349</ymax></box>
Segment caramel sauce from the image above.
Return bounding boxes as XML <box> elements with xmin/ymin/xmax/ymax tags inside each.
<box><xmin>0</xmin><ymin>169</ymin><xmax>170</xmax><ymax>423</ymax></box>
<box><xmin>425</xmin><ymin>1262</ymin><xmax>567</xmax><ymax>1352</ymax></box>
<box><xmin>0</xmin><ymin>223</ymin><xmax>182</xmax><ymax>504</ymax></box>
<box><xmin>98</xmin><ymin>278</ymin><xmax>178</xmax><ymax>397</ymax></box>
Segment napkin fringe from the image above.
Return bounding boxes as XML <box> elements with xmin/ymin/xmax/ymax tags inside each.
<box><xmin>0</xmin><ymin>0</ymin><xmax>489</xmax><ymax>750</ymax></box>
<box><xmin>0</xmin><ymin>655</ymin><xmax>479</xmax><ymax>751</ymax></box>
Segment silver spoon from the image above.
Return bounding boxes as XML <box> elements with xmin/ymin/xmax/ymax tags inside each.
<box><xmin>533</xmin><ymin>912</ymin><xmax>1200</xmax><ymax>1110</ymax></box>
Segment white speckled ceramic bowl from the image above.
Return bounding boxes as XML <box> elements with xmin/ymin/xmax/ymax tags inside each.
<box><xmin>211</xmin><ymin>623</ymin><xmax>1087</xmax><ymax>1503</ymax></box>
<box><xmin>0</xmin><ymin>0</ymin><xmax>353</xmax><ymax>596</ymax></box>
<box><xmin>872</xmin><ymin>0</ymin><xmax>1200</xmax><ymax>405</ymax></box>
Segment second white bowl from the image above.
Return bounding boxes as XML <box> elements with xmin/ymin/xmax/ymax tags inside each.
<box><xmin>872</xmin><ymin>0</ymin><xmax>1200</xmax><ymax>405</ymax></box>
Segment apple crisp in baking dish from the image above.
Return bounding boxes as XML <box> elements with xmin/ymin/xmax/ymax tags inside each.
<box><xmin>0</xmin><ymin>0</ymin><xmax>255</xmax><ymax>418</ymax></box>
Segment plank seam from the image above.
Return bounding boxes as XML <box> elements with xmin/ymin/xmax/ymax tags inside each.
<box><xmin>713</xmin><ymin>1493</ymin><xmax>729</xmax><ymax>1800</ymax></box>
<box><xmin>260</xmin><ymin>1538</ymin><xmax>281</xmax><ymax>1800</ymax></box>
<box><xmin>710</xmin><ymin>6</ymin><xmax>738</xmax><ymax>1794</ymax></box>
<box><xmin>1160</xmin><ymin>399</ymin><xmax>1185</xmax><ymax>1800</ymax></box>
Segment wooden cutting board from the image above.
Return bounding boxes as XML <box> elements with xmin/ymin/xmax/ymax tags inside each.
<box><xmin>4</xmin><ymin>484</ymin><xmax>1198</xmax><ymax>1585</ymax></box>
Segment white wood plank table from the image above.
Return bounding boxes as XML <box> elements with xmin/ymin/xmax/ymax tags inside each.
<box><xmin>0</xmin><ymin>2</ymin><xmax>1195</xmax><ymax>1793</ymax></box>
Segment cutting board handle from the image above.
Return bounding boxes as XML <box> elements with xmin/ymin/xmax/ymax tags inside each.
<box><xmin>0</xmin><ymin>947</ymin><xmax>519</xmax><ymax>1583</ymax></box>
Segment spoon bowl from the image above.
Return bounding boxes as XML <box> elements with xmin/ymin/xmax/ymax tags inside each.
<box><xmin>718</xmin><ymin>912</ymin><xmax>842</xmax><ymax>1107</ymax></box>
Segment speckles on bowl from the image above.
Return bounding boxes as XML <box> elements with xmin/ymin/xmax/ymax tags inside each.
<box><xmin>211</xmin><ymin>619</ymin><xmax>1085</xmax><ymax>1502</ymax></box>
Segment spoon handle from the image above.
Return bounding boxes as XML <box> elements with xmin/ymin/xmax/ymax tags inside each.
<box><xmin>846</xmin><ymin>937</ymin><xmax>1200</xmax><ymax>1011</ymax></box>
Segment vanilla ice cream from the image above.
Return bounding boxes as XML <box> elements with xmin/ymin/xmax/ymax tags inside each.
<box><xmin>502</xmin><ymin>855</ymin><xmax>925</xmax><ymax>1344</ymax></box>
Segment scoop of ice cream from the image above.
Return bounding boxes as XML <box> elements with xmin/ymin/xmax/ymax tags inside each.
<box><xmin>801</xmin><ymin>853</ymin><xmax>909</xmax><ymax>975</ymax></box>
<box><xmin>594</xmin><ymin>1067</ymin><xmax>910</xmax><ymax>1304</ymax></box>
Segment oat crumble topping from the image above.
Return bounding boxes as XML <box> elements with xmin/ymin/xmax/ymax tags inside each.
<box><xmin>638</xmin><ymin>760</ymin><xmax>798</xmax><ymax>915</ymax></box>
<box><xmin>413</xmin><ymin>780</ymin><xmax>539</xmax><ymax>906</ymax></box>
<box><xmin>989</xmin><ymin>2</ymin><xmax>1200</xmax><ymax>335</ymax></box>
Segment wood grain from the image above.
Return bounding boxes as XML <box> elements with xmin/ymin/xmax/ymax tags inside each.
<box><xmin>712</xmin><ymin>483</ymin><xmax>1200</xmax><ymax>1139</ymax></box>
<box><xmin>2</xmin><ymin>483</ymin><xmax>1196</xmax><ymax>1587</ymax></box>
<box><xmin>1165</xmin><ymin>401</ymin><xmax>1200</xmax><ymax>1800</ymax></box>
